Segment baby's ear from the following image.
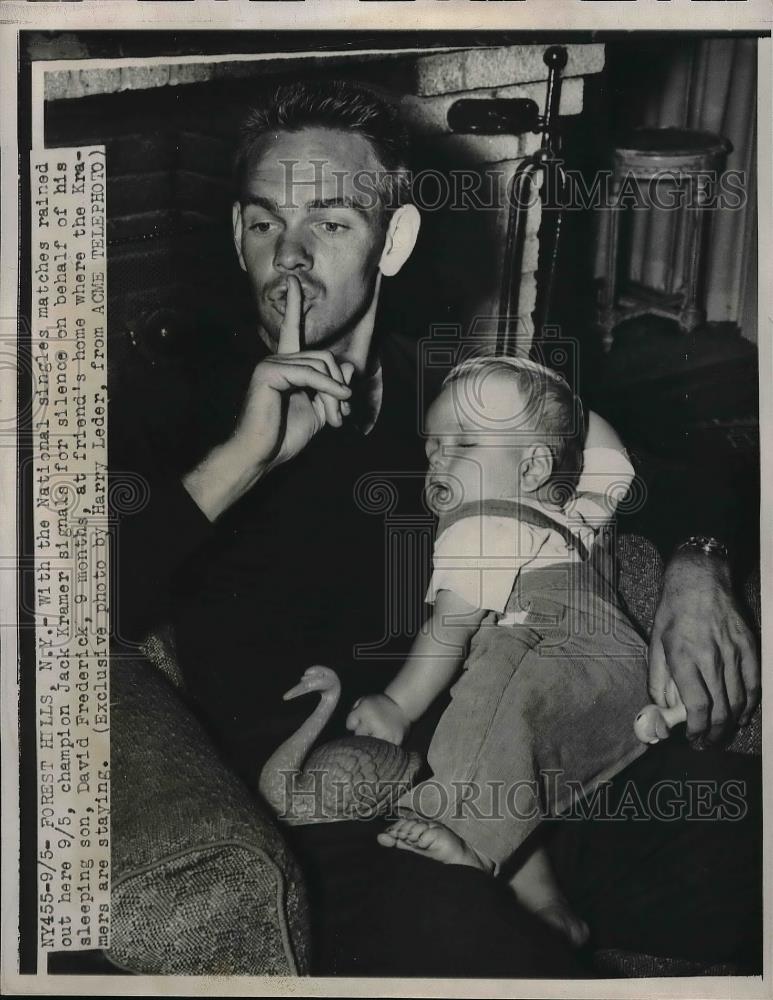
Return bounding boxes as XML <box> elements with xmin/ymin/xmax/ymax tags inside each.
<box><xmin>519</xmin><ymin>444</ymin><xmax>553</xmax><ymax>494</ymax></box>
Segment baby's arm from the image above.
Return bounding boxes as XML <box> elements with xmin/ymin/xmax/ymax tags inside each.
<box><xmin>568</xmin><ymin>410</ymin><xmax>635</xmax><ymax>526</ymax></box>
<box><xmin>585</xmin><ymin>409</ymin><xmax>626</xmax><ymax>453</ymax></box>
<box><xmin>347</xmin><ymin>589</ymin><xmax>488</xmax><ymax>744</ymax></box>
<box><xmin>387</xmin><ymin>588</ymin><xmax>489</xmax><ymax>723</ymax></box>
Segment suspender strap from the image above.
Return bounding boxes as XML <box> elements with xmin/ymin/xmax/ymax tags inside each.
<box><xmin>436</xmin><ymin>499</ymin><xmax>590</xmax><ymax>562</ymax></box>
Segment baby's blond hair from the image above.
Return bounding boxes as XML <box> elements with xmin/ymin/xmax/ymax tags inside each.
<box><xmin>442</xmin><ymin>355</ymin><xmax>585</xmax><ymax>487</ymax></box>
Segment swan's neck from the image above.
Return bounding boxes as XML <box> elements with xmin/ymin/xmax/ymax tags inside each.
<box><xmin>259</xmin><ymin>689</ymin><xmax>338</xmax><ymax>810</ymax></box>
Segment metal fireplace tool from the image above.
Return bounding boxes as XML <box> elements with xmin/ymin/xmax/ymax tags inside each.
<box><xmin>446</xmin><ymin>45</ymin><xmax>569</xmax><ymax>356</ymax></box>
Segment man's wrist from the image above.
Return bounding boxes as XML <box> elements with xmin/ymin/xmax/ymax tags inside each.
<box><xmin>182</xmin><ymin>436</ymin><xmax>268</xmax><ymax>522</ymax></box>
<box><xmin>667</xmin><ymin>538</ymin><xmax>731</xmax><ymax>584</ymax></box>
<box><xmin>675</xmin><ymin>536</ymin><xmax>729</xmax><ymax>562</ymax></box>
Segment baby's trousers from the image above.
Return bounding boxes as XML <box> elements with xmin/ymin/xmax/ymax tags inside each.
<box><xmin>400</xmin><ymin>564</ymin><xmax>651</xmax><ymax>868</ymax></box>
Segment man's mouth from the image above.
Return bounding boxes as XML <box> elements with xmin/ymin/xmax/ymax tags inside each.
<box><xmin>268</xmin><ymin>286</ymin><xmax>318</xmax><ymax>315</ymax></box>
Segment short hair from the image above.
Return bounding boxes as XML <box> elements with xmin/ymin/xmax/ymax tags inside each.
<box><xmin>443</xmin><ymin>355</ymin><xmax>586</xmax><ymax>493</ymax></box>
<box><xmin>233</xmin><ymin>79</ymin><xmax>412</xmax><ymax>216</ymax></box>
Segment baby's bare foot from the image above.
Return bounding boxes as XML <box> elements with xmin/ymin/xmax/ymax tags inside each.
<box><xmin>534</xmin><ymin>899</ymin><xmax>590</xmax><ymax>949</ymax></box>
<box><xmin>508</xmin><ymin>845</ymin><xmax>590</xmax><ymax>947</ymax></box>
<box><xmin>378</xmin><ymin>816</ymin><xmax>494</xmax><ymax>872</ymax></box>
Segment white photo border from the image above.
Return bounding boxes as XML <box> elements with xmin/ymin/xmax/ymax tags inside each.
<box><xmin>1</xmin><ymin>3</ymin><xmax>771</xmax><ymax>997</ymax></box>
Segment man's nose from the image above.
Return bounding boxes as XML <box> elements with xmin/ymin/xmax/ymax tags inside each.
<box><xmin>273</xmin><ymin>231</ymin><xmax>312</xmax><ymax>271</ymax></box>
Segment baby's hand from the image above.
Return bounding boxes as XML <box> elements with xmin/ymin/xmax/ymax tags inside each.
<box><xmin>346</xmin><ymin>694</ymin><xmax>410</xmax><ymax>745</ymax></box>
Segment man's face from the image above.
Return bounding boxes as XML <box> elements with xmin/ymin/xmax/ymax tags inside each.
<box><xmin>234</xmin><ymin>127</ymin><xmax>390</xmax><ymax>350</ymax></box>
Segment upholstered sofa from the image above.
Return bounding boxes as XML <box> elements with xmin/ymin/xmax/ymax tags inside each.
<box><xmin>105</xmin><ymin>534</ymin><xmax>760</xmax><ymax>977</ymax></box>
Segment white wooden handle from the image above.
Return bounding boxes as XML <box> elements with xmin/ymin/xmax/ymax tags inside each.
<box><xmin>634</xmin><ymin>702</ymin><xmax>688</xmax><ymax>744</ymax></box>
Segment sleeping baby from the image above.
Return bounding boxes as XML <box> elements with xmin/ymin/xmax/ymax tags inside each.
<box><xmin>346</xmin><ymin>355</ymin><xmax>651</xmax><ymax>946</ymax></box>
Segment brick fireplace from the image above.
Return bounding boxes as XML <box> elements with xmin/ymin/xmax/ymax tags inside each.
<box><xmin>40</xmin><ymin>40</ymin><xmax>605</xmax><ymax>367</ymax></box>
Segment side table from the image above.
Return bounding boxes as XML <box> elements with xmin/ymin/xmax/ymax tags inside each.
<box><xmin>597</xmin><ymin>127</ymin><xmax>732</xmax><ymax>351</ymax></box>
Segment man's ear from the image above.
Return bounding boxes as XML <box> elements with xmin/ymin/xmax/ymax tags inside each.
<box><xmin>378</xmin><ymin>204</ymin><xmax>421</xmax><ymax>277</ymax></box>
<box><xmin>232</xmin><ymin>201</ymin><xmax>247</xmax><ymax>272</ymax></box>
<box><xmin>519</xmin><ymin>444</ymin><xmax>553</xmax><ymax>494</ymax></box>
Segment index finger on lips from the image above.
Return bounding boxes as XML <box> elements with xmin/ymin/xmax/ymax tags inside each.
<box><xmin>277</xmin><ymin>274</ymin><xmax>302</xmax><ymax>355</ymax></box>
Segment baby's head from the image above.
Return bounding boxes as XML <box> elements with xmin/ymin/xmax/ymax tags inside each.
<box><xmin>424</xmin><ymin>356</ymin><xmax>584</xmax><ymax>510</ymax></box>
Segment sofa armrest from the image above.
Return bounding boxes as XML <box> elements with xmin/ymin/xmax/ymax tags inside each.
<box><xmin>108</xmin><ymin>650</ymin><xmax>310</xmax><ymax>975</ymax></box>
<box><xmin>615</xmin><ymin>533</ymin><xmax>665</xmax><ymax>639</ymax></box>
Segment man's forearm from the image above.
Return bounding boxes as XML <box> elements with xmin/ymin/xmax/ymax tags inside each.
<box><xmin>111</xmin><ymin>476</ymin><xmax>214</xmax><ymax>644</ymax></box>
<box><xmin>182</xmin><ymin>435</ymin><xmax>269</xmax><ymax>522</ymax></box>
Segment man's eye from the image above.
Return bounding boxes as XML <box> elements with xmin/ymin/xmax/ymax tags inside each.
<box><xmin>316</xmin><ymin>221</ymin><xmax>349</xmax><ymax>235</ymax></box>
<box><xmin>248</xmin><ymin>221</ymin><xmax>276</xmax><ymax>234</ymax></box>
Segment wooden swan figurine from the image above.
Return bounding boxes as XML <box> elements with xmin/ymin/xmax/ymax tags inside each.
<box><xmin>259</xmin><ymin>666</ymin><xmax>422</xmax><ymax>825</ymax></box>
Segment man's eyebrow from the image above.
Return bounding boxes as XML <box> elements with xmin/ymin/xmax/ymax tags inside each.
<box><xmin>306</xmin><ymin>196</ymin><xmax>371</xmax><ymax>215</ymax></box>
<box><xmin>241</xmin><ymin>194</ymin><xmax>374</xmax><ymax>215</ymax></box>
<box><xmin>241</xmin><ymin>194</ymin><xmax>280</xmax><ymax>213</ymax></box>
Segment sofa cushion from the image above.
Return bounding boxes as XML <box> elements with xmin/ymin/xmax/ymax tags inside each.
<box><xmin>108</xmin><ymin>650</ymin><xmax>310</xmax><ymax>975</ymax></box>
<box><xmin>615</xmin><ymin>533</ymin><xmax>665</xmax><ymax>638</ymax></box>
<box><xmin>593</xmin><ymin>949</ymin><xmax>739</xmax><ymax>978</ymax></box>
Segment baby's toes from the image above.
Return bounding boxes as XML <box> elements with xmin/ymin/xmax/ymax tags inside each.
<box><xmin>376</xmin><ymin>820</ymin><xmax>404</xmax><ymax>848</ymax></box>
<box><xmin>382</xmin><ymin>818</ymin><xmax>411</xmax><ymax>842</ymax></box>
<box><xmin>388</xmin><ymin>819</ymin><xmax>413</xmax><ymax>842</ymax></box>
<box><xmin>388</xmin><ymin>818</ymin><xmax>417</xmax><ymax>843</ymax></box>
<box><xmin>415</xmin><ymin>825</ymin><xmax>440</xmax><ymax>850</ymax></box>
<box><xmin>405</xmin><ymin>819</ymin><xmax>432</xmax><ymax>843</ymax></box>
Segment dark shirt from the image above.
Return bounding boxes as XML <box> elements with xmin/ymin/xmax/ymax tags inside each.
<box><xmin>110</xmin><ymin>325</ymin><xmax>433</xmax><ymax>781</ymax></box>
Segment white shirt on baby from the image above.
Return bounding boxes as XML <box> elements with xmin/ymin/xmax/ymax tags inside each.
<box><xmin>426</xmin><ymin>446</ymin><xmax>635</xmax><ymax>617</ymax></box>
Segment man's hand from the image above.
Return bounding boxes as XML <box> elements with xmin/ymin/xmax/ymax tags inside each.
<box><xmin>234</xmin><ymin>274</ymin><xmax>354</xmax><ymax>470</ymax></box>
<box><xmin>648</xmin><ymin>549</ymin><xmax>760</xmax><ymax>744</ymax></box>
<box><xmin>183</xmin><ymin>275</ymin><xmax>353</xmax><ymax>520</ymax></box>
<box><xmin>346</xmin><ymin>693</ymin><xmax>410</xmax><ymax>746</ymax></box>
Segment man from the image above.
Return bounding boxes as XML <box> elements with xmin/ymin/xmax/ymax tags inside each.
<box><xmin>113</xmin><ymin>80</ymin><xmax>761</xmax><ymax>975</ymax></box>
